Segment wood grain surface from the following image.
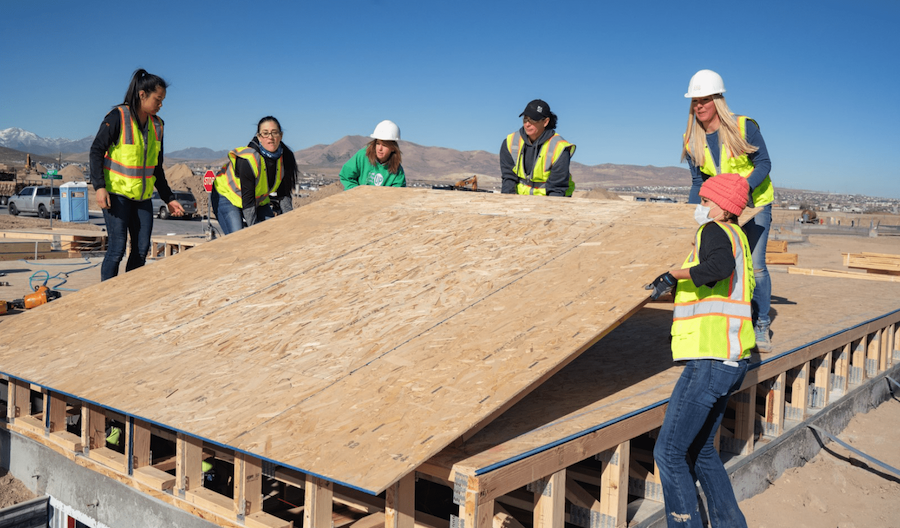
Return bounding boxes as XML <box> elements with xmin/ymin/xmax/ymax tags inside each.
<box><xmin>0</xmin><ymin>187</ymin><xmax>701</xmax><ymax>493</ymax></box>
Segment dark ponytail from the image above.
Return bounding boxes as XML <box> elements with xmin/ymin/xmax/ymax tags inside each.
<box><xmin>547</xmin><ymin>112</ymin><xmax>558</xmax><ymax>130</ymax></box>
<box><xmin>122</xmin><ymin>69</ymin><xmax>169</xmax><ymax>112</ymax></box>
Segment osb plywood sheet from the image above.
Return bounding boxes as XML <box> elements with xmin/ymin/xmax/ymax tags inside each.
<box><xmin>0</xmin><ymin>187</ymin><xmax>699</xmax><ymax>493</ymax></box>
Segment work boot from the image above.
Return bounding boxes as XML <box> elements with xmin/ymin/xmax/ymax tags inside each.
<box><xmin>755</xmin><ymin>324</ymin><xmax>773</xmax><ymax>353</ymax></box>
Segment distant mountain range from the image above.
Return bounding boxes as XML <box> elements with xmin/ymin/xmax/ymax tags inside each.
<box><xmin>1</xmin><ymin>128</ymin><xmax>691</xmax><ymax>189</ymax></box>
<box><xmin>295</xmin><ymin>136</ymin><xmax>690</xmax><ymax>189</ymax></box>
<box><xmin>0</xmin><ymin>128</ymin><xmax>94</xmax><ymax>156</ymax></box>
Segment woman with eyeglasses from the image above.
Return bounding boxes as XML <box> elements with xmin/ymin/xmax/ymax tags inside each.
<box><xmin>500</xmin><ymin>99</ymin><xmax>575</xmax><ymax>197</ymax></box>
<box><xmin>681</xmin><ymin>69</ymin><xmax>775</xmax><ymax>353</ymax></box>
<box><xmin>339</xmin><ymin>120</ymin><xmax>406</xmax><ymax>189</ymax></box>
<box><xmin>89</xmin><ymin>68</ymin><xmax>185</xmax><ymax>281</ymax></box>
<box><xmin>211</xmin><ymin>116</ymin><xmax>298</xmax><ymax>235</ymax></box>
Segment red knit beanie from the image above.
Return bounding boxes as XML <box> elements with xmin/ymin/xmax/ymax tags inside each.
<box><xmin>699</xmin><ymin>173</ymin><xmax>750</xmax><ymax>216</ymax></box>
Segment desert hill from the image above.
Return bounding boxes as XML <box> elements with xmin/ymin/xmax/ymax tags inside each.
<box><xmin>293</xmin><ymin>135</ymin><xmax>689</xmax><ymax>189</ymax></box>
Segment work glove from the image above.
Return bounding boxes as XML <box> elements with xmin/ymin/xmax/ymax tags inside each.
<box><xmin>645</xmin><ymin>272</ymin><xmax>677</xmax><ymax>300</ymax></box>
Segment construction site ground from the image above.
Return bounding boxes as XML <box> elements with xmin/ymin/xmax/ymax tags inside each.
<box><xmin>1</xmin><ymin>189</ymin><xmax>898</xmax><ymax>526</ymax></box>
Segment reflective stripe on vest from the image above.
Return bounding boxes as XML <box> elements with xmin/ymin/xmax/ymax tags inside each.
<box><xmin>694</xmin><ymin>115</ymin><xmax>775</xmax><ymax>207</ymax></box>
<box><xmin>102</xmin><ymin>105</ymin><xmax>163</xmax><ymax>201</ymax></box>
<box><xmin>671</xmin><ymin>222</ymin><xmax>755</xmax><ymax>361</ymax></box>
<box><xmin>213</xmin><ymin>147</ymin><xmax>283</xmax><ymax>209</ymax></box>
<box><xmin>505</xmin><ymin>132</ymin><xmax>576</xmax><ymax>196</ymax></box>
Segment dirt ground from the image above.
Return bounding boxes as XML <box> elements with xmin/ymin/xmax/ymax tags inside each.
<box><xmin>0</xmin><ymin>469</ymin><xmax>35</xmax><ymax>509</ymax></box>
<box><xmin>740</xmin><ymin>397</ymin><xmax>900</xmax><ymax>528</ymax></box>
<box><xmin>1</xmin><ymin>195</ymin><xmax>899</xmax><ymax>520</ymax></box>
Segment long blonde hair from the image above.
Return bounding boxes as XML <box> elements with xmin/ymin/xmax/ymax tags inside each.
<box><xmin>681</xmin><ymin>95</ymin><xmax>758</xmax><ymax>167</ymax></box>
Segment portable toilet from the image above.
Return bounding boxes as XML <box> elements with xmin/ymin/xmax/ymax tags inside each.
<box><xmin>60</xmin><ymin>182</ymin><xmax>89</xmax><ymax>222</ymax></box>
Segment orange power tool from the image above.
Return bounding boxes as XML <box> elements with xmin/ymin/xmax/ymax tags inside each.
<box><xmin>1</xmin><ymin>285</ymin><xmax>61</xmax><ymax>314</ymax></box>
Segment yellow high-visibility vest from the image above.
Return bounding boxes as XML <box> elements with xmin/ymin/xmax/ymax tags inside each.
<box><xmin>671</xmin><ymin>221</ymin><xmax>755</xmax><ymax>361</ymax></box>
<box><xmin>102</xmin><ymin>105</ymin><xmax>163</xmax><ymax>201</ymax></box>
<box><xmin>506</xmin><ymin>132</ymin><xmax>575</xmax><ymax>196</ymax></box>
<box><xmin>213</xmin><ymin>147</ymin><xmax>283</xmax><ymax>208</ymax></box>
<box><xmin>692</xmin><ymin>115</ymin><xmax>775</xmax><ymax>207</ymax></box>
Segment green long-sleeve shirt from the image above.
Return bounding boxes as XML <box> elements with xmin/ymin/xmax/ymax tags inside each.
<box><xmin>339</xmin><ymin>148</ymin><xmax>406</xmax><ymax>189</ymax></box>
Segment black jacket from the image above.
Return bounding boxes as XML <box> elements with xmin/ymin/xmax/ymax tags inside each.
<box><xmin>89</xmin><ymin>107</ymin><xmax>175</xmax><ymax>203</ymax></box>
<box><xmin>499</xmin><ymin>128</ymin><xmax>571</xmax><ymax>197</ymax></box>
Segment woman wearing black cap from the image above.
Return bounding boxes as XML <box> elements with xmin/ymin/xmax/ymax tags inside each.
<box><xmin>499</xmin><ymin>99</ymin><xmax>576</xmax><ymax>197</ymax></box>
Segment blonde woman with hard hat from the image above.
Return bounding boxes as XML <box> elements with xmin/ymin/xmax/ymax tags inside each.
<box><xmin>339</xmin><ymin>120</ymin><xmax>406</xmax><ymax>189</ymax></box>
<box><xmin>681</xmin><ymin>69</ymin><xmax>775</xmax><ymax>353</ymax></box>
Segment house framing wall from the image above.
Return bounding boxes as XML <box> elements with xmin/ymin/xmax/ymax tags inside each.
<box><xmin>3</xmin><ymin>305</ymin><xmax>897</xmax><ymax>527</ymax></box>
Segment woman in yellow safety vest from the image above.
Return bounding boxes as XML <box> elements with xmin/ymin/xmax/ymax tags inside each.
<box><xmin>500</xmin><ymin>99</ymin><xmax>575</xmax><ymax>197</ymax></box>
<box><xmin>681</xmin><ymin>69</ymin><xmax>774</xmax><ymax>352</ymax></box>
<box><xmin>211</xmin><ymin>116</ymin><xmax>298</xmax><ymax>235</ymax></box>
<box><xmin>89</xmin><ymin>69</ymin><xmax>185</xmax><ymax>281</ymax></box>
<box><xmin>644</xmin><ymin>173</ymin><xmax>755</xmax><ymax>528</ymax></box>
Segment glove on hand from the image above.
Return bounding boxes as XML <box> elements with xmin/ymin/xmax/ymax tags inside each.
<box><xmin>645</xmin><ymin>272</ymin><xmax>677</xmax><ymax>300</ymax></box>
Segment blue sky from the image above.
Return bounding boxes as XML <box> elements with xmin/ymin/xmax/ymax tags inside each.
<box><xmin>2</xmin><ymin>0</ymin><xmax>898</xmax><ymax>198</ymax></box>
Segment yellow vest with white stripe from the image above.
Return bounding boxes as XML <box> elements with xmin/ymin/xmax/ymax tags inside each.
<box><xmin>213</xmin><ymin>147</ymin><xmax>283</xmax><ymax>209</ymax></box>
<box><xmin>672</xmin><ymin>221</ymin><xmax>756</xmax><ymax>361</ymax></box>
<box><xmin>102</xmin><ymin>105</ymin><xmax>163</xmax><ymax>201</ymax></box>
<box><xmin>693</xmin><ymin>115</ymin><xmax>775</xmax><ymax>207</ymax></box>
<box><xmin>506</xmin><ymin>132</ymin><xmax>575</xmax><ymax>196</ymax></box>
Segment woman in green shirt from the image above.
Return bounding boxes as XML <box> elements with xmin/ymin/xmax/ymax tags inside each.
<box><xmin>339</xmin><ymin>120</ymin><xmax>406</xmax><ymax>189</ymax></box>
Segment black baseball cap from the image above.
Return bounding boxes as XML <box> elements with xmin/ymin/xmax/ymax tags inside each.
<box><xmin>519</xmin><ymin>99</ymin><xmax>551</xmax><ymax>120</ymax></box>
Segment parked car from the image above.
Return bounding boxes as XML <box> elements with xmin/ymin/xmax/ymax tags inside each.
<box><xmin>7</xmin><ymin>186</ymin><xmax>61</xmax><ymax>218</ymax></box>
<box><xmin>151</xmin><ymin>190</ymin><xmax>197</xmax><ymax>219</ymax></box>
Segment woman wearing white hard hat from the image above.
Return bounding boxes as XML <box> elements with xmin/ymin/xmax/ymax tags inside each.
<box><xmin>681</xmin><ymin>69</ymin><xmax>775</xmax><ymax>353</ymax></box>
<box><xmin>339</xmin><ymin>120</ymin><xmax>406</xmax><ymax>189</ymax></box>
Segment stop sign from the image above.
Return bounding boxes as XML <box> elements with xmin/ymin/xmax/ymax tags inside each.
<box><xmin>203</xmin><ymin>170</ymin><xmax>216</xmax><ymax>193</ymax></box>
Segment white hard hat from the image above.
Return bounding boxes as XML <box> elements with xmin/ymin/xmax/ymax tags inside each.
<box><xmin>684</xmin><ymin>69</ymin><xmax>726</xmax><ymax>98</ymax></box>
<box><xmin>370</xmin><ymin>120</ymin><xmax>401</xmax><ymax>141</ymax></box>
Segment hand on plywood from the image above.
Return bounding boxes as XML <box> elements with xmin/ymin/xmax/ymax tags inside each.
<box><xmin>645</xmin><ymin>272</ymin><xmax>676</xmax><ymax>300</ymax></box>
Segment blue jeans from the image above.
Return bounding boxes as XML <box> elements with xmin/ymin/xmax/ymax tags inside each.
<box><xmin>101</xmin><ymin>194</ymin><xmax>153</xmax><ymax>281</ymax></box>
<box><xmin>743</xmin><ymin>204</ymin><xmax>772</xmax><ymax>327</ymax></box>
<box><xmin>210</xmin><ymin>187</ymin><xmax>274</xmax><ymax>235</ymax></box>
<box><xmin>654</xmin><ymin>359</ymin><xmax>749</xmax><ymax>528</ymax></box>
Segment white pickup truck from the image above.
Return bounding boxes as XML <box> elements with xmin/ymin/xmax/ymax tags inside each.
<box><xmin>7</xmin><ymin>186</ymin><xmax>61</xmax><ymax>218</ymax></box>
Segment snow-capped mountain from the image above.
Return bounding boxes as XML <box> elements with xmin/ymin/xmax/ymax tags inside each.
<box><xmin>0</xmin><ymin>128</ymin><xmax>94</xmax><ymax>156</ymax></box>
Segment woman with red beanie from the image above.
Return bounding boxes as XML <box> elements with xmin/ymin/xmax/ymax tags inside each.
<box><xmin>645</xmin><ymin>172</ymin><xmax>755</xmax><ymax>527</ymax></box>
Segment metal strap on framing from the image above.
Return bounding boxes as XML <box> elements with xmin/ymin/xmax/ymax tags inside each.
<box><xmin>452</xmin><ymin>472</ymin><xmax>468</xmax><ymax>506</ymax></box>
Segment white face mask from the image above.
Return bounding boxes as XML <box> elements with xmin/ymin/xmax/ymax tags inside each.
<box><xmin>694</xmin><ymin>204</ymin><xmax>714</xmax><ymax>226</ymax></box>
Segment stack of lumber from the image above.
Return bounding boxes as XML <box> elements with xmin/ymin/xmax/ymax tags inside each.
<box><xmin>789</xmin><ymin>251</ymin><xmax>900</xmax><ymax>282</ymax></box>
<box><xmin>765</xmin><ymin>239</ymin><xmax>798</xmax><ymax>265</ymax></box>
<box><xmin>0</xmin><ymin>240</ymin><xmax>57</xmax><ymax>261</ymax></box>
<box><xmin>0</xmin><ymin>228</ymin><xmax>106</xmax><ymax>258</ymax></box>
<box><xmin>842</xmin><ymin>252</ymin><xmax>900</xmax><ymax>275</ymax></box>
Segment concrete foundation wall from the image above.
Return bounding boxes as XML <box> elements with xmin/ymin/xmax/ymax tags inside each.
<box><xmin>0</xmin><ymin>430</ymin><xmax>217</xmax><ymax>528</ymax></box>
